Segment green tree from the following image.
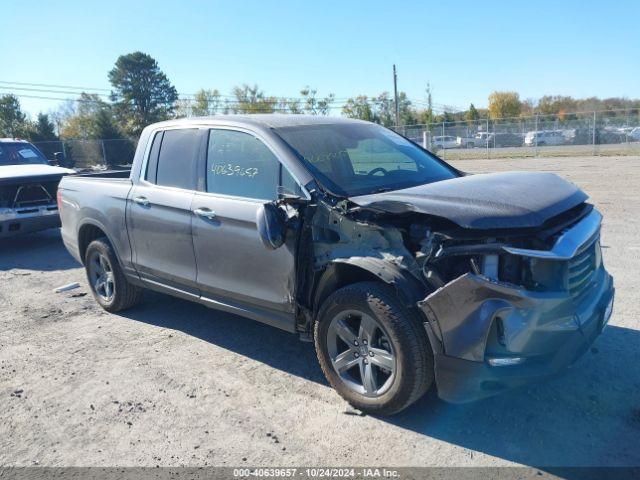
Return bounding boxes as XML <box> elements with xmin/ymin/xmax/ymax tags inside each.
<box><xmin>342</xmin><ymin>96</ymin><xmax>375</xmax><ymax>121</ymax></box>
<box><xmin>231</xmin><ymin>84</ymin><xmax>277</xmax><ymax>113</ymax></box>
<box><xmin>373</xmin><ymin>92</ymin><xmax>395</xmax><ymax>126</ymax></box>
<box><xmin>488</xmin><ymin>91</ymin><xmax>522</xmax><ymax>119</ymax></box>
<box><xmin>192</xmin><ymin>89</ymin><xmax>222</xmax><ymax>116</ymax></box>
<box><xmin>284</xmin><ymin>97</ymin><xmax>303</xmax><ymax>114</ymax></box>
<box><xmin>466</xmin><ymin>103</ymin><xmax>479</xmax><ymax>122</ymax></box>
<box><xmin>59</xmin><ymin>93</ymin><xmax>108</xmax><ymax>139</ymax></box>
<box><xmin>435</xmin><ymin>111</ymin><xmax>455</xmax><ymax>123</ymax></box>
<box><xmin>21</xmin><ymin>113</ymin><xmax>60</xmax><ymax>161</ymax></box>
<box><xmin>537</xmin><ymin>95</ymin><xmax>579</xmax><ymax>120</ymax></box>
<box><xmin>27</xmin><ymin>113</ymin><xmax>58</xmax><ymax>142</ymax></box>
<box><xmin>93</xmin><ymin>109</ymin><xmax>135</xmax><ymax>167</ymax></box>
<box><xmin>0</xmin><ymin>94</ymin><xmax>27</xmax><ymax>137</ymax></box>
<box><xmin>92</xmin><ymin>109</ymin><xmax>122</xmax><ymax>139</ymax></box>
<box><xmin>300</xmin><ymin>86</ymin><xmax>335</xmax><ymax>115</ymax></box>
<box><xmin>419</xmin><ymin>83</ymin><xmax>435</xmax><ymax>125</ymax></box>
<box><xmin>397</xmin><ymin>92</ymin><xmax>418</xmax><ymax>125</ymax></box>
<box><xmin>109</xmin><ymin>51</ymin><xmax>178</xmax><ymax>136</ymax></box>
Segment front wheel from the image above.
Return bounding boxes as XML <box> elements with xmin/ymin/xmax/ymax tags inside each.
<box><xmin>314</xmin><ymin>282</ymin><xmax>434</xmax><ymax>415</ymax></box>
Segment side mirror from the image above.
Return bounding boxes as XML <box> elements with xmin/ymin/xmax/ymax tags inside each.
<box><xmin>54</xmin><ymin>152</ymin><xmax>65</xmax><ymax>166</ymax></box>
<box><xmin>256</xmin><ymin>202</ymin><xmax>287</xmax><ymax>250</ymax></box>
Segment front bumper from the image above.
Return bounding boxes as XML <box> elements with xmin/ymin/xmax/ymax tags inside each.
<box><xmin>419</xmin><ymin>268</ymin><xmax>614</xmax><ymax>403</ymax></box>
<box><xmin>0</xmin><ymin>205</ymin><xmax>60</xmax><ymax>238</ymax></box>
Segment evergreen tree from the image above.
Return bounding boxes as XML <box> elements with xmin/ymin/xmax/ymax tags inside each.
<box><xmin>109</xmin><ymin>52</ymin><xmax>178</xmax><ymax>136</ymax></box>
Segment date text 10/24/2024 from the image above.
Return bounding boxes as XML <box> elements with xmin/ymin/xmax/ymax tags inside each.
<box><xmin>233</xmin><ymin>468</ymin><xmax>400</xmax><ymax>478</ymax></box>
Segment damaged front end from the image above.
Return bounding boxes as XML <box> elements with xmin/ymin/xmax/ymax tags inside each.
<box><xmin>417</xmin><ymin>207</ymin><xmax>614</xmax><ymax>402</ymax></box>
<box><xmin>291</xmin><ymin>180</ymin><xmax>614</xmax><ymax>403</ymax></box>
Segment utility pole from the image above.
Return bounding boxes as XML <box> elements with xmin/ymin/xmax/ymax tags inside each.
<box><xmin>393</xmin><ymin>64</ymin><xmax>400</xmax><ymax>128</ymax></box>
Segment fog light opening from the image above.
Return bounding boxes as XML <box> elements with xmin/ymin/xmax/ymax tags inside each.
<box><xmin>487</xmin><ymin>357</ymin><xmax>526</xmax><ymax>367</ymax></box>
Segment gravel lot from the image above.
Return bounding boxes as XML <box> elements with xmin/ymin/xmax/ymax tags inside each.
<box><xmin>1</xmin><ymin>156</ymin><xmax>639</xmax><ymax>468</ymax></box>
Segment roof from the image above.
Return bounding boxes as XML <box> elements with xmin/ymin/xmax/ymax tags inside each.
<box><xmin>0</xmin><ymin>138</ymin><xmax>29</xmax><ymax>143</ymax></box>
<box><xmin>151</xmin><ymin>114</ymin><xmax>369</xmax><ymax>129</ymax></box>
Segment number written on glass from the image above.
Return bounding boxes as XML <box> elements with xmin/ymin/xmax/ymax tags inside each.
<box><xmin>211</xmin><ymin>163</ymin><xmax>259</xmax><ymax>178</ymax></box>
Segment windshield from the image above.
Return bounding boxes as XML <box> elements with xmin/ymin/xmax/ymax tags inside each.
<box><xmin>275</xmin><ymin>123</ymin><xmax>458</xmax><ymax>196</ymax></box>
<box><xmin>0</xmin><ymin>143</ymin><xmax>49</xmax><ymax>167</ymax></box>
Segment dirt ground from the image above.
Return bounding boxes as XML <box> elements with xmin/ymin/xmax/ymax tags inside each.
<box><xmin>1</xmin><ymin>156</ymin><xmax>639</xmax><ymax>468</ymax></box>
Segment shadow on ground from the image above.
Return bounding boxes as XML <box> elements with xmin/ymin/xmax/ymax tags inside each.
<box><xmin>389</xmin><ymin>323</ymin><xmax>640</xmax><ymax>468</ymax></box>
<box><xmin>7</xmin><ymin>231</ymin><xmax>636</xmax><ymax>468</ymax></box>
<box><xmin>123</xmin><ymin>291</ymin><xmax>325</xmax><ymax>384</ymax></box>
<box><xmin>0</xmin><ymin>229</ymin><xmax>79</xmax><ymax>271</ymax></box>
<box><xmin>124</xmin><ymin>290</ymin><xmax>640</xmax><ymax>469</ymax></box>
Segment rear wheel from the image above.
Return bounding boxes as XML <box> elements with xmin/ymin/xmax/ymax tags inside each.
<box><xmin>85</xmin><ymin>237</ymin><xmax>142</xmax><ymax>312</ymax></box>
<box><xmin>315</xmin><ymin>282</ymin><xmax>434</xmax><ymax>415</ymax></box>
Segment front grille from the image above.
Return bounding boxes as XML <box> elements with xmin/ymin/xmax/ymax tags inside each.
<box><xmin>567</xmin><ymin>237</ymin><xmax>598</xmax><ymax>302</ymax></box>
<box><xmin>0</xmin><ymin>180</ymin><xmax>59</xmax><ymax>208</ymax></box>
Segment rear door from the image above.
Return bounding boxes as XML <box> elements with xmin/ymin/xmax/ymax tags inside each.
<box><xmin>191</xmin><ymin>128</ymin><xmax>302</xmax><ymax>314</ymax></box>
<box><xmin>127</xmin><ymin>128</ymin><xmax>204</xmax><ymax>294</ymax></box>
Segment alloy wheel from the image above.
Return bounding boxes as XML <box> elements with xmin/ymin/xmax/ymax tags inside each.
<box><xmin>88</xmin><ymin>251</ymin><xmax>115</xmax><ymax>302</ymax></box>
<box><xmin>326</xmin><ymin>309</ymin><xmax>396</xmax><ymax>397</ymax></box>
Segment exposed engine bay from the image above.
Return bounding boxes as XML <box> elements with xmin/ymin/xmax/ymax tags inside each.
<box><xmin>287</xmin><ymin>177</ymin><xmax>613</xmax><ymax>402</ymax></box>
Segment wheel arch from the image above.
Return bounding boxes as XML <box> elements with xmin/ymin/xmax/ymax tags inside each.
<box><xmin>312</xmin><ymin>258</ymin><xmax>428</xmax><ymax>318</ymax></box>
<box><xmin>77</xmin><ymin>220</ymin><xmax>120</xmax><ymax>266</ymax></box>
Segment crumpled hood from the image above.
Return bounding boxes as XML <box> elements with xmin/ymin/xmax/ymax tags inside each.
<box><xmin>0</xmin><ymin>164</ymin><xmax>74</xmax><ymax>181</ymax></box>
<box><xmin>350</xmin><ymin>171</ymin><xmax>588</xmax><ymax>229</ymax></box>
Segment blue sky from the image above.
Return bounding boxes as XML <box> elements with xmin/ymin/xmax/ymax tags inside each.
<box><xmin>2</xmin><ymin>0</ymin><xmax>638</xmax><ymax>117</ymax></box>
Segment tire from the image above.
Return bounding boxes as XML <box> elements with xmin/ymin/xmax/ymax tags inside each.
<box><xmin>314</xmin><ymin>282</ymin><xmax>434</xmax><ymax>415</ymax></box>
<box><xmin>84</xmin><ymin>237</ymin><xmax>142</xmax><ymax>312</ymax></box>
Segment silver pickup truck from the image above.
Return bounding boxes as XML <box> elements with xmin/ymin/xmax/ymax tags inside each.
<box><xmin>59</xmin><ymin>115</ymin><xmax>614</xmax><ymax>415</ymax></box>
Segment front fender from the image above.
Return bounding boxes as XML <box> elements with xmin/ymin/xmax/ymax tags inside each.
<box><xmin>330</xmin><ymin>256</ymin><xmax>428</xmax><ymax>307</ymax></box>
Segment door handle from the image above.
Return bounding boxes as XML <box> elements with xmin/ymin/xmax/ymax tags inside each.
<box><xmin>193</xmin><ymin>207</ymin><xmax>217</xmax><ymax>219</ymax></box>
<box><xmin>133</xmin><ymin>196</ymin><xmax>150</xmax><ymax>206</ymax></box>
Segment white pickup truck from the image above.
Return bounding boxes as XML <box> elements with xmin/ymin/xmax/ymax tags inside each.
<box><xmin>0</xmin><ymin>138</ymin><xmax>73</xmax><ymax>237</ymax></box>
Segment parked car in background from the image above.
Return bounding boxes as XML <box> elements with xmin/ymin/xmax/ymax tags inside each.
<box><xmin>456</xmin><ymin>135</ymin><xmax>478</xmax><ymax>148</ymax></box>
<box><xmin>457</xmin><ymin>132</ymin><xmax>494</xmax><ymax>148</ymax></box>
<box><xmin>452</xmin><ymin>132</ymin><xmax>522</xmax><ymax>149</ymax></box>
<box><xmin>628</xmin><ymin>127</ymin><xmax>640</xmax><ymax>141</ymax></box>
<box><xmin>492</xmin><ymin>132</ymin><xmax>523</xmax><ymax>147</ymax></box>
<box><xmin>0</xmin><ymin>139</ymin><xmax>73</xmax><ymax>237</ymax></box>
<box><xmin>59</xmin><ymin>115</ymin><xmax>614</xmax><ymax>415</ymax></box>
<box><xmin>431</xmin><ymin>135</ymin><xmax>459</xmax><ymax>150</ymax></box>
<box><xmin>598</xmin><ymin>128</ymin><xmax>628</xmax><ymax>145</ymax></box>
<box><xmin>524</xmin><ymin>130</ymin><xmax>566</xmax><ymax>146</ymax></box>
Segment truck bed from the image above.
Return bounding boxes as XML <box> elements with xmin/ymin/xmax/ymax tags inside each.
<box><xmin>58</xmin><ymin>173</ymin><xmax>134</xmax><ymax>264</ymax></box>
<box><xmin>72</xmin><ymin>168</ymin><xmax>132</xmax><ymax>179</ymax></box>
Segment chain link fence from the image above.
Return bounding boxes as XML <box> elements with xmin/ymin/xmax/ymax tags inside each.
<box><xmin>31</xmin><ymin>109</ymin><xmax>640</xmax><ymax>169</ymax></box>
<box><xmin>32</xmin><ymin>138</ymin><xmax>137</xmax><ymax>170</ymax></box>
<box><xmin>393</xmin><ymin>108</ymin><xmax>640</xmax><ymax>160</ymax></box>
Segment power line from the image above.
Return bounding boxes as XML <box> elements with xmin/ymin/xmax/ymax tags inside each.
<box><xmin>1</xmin><ymin>81</ymin><xmax>460</xmax><ymax>114</ymax></box>
<box><xmin>6</xmin><ymin>92</ymin><xmax>344</xmax><ymax>113</ymax></box>
<box><xmin>0</xmin><ymin>80</ymin><xmax>343</xmax><ymax>102</ymax></box>
<box><xmin>0</xmin><ymin>80</ymin><xmax>112</xmax><ymax>92</ymax></box>
<box><xmin>0</xmin><ymin>79</ymin><xmax>441</xmax><ymax>108</ymax></box>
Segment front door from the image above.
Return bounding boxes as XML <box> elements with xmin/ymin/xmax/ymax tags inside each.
<box><xmin>191</xmin><ymin>128</ymin><xmax>298</xmax><ymax>314</ymax></box>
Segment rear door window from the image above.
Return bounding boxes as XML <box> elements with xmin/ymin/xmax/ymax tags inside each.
<box><xmin>145</xmin><ymin>131</ymin><xmax>163</xmax><ymax>183</ymax></box>
<box><xmin>155</xmin><ymin>129</ymin><xmax>200</xmax><ymax>190</ymax></box>
<box><xmin>206</xmin><ymin>129</ymin><xmax>281</xmax><ymax>200</ymax></box>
